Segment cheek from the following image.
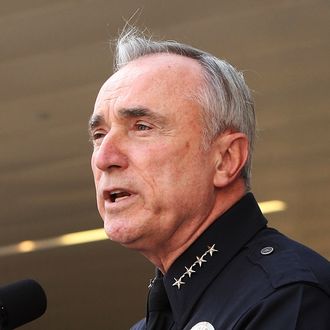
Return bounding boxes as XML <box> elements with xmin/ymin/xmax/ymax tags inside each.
<box><xmin>91</xmin><ymin>156</ymin><xmax>104</xmax><ymax>211</ymax></box>
<box><xmin>91</xmin><ymin>154</ymin><xmax>96</xmax><ymax>176</ymax></box>
<box><xmin>142</xmin><ymin>142</ymin><xmax>202</xmax><ymax>187</ymax></box>
<box><xmin>91</xmin><ymin>155</ymin><xmax>101</xmax><ymax>183</ymax></box>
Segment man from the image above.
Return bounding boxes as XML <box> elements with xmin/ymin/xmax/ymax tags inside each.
<box><xmin>89</xmin><ymin>28</ymin><xmax>330</xmax><ymax>329</ymax></box>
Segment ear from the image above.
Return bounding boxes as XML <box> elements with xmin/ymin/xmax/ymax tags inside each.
<box><xmin>213</xmin><ymin>131</ymin><xmax>249</xmax><ymax>188</ymax></box>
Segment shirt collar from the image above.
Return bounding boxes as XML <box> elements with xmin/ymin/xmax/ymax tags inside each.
<box><xmin>162</xmin><ymin>193</ymin><xmax>267</xmax><ymax>327</ymax></box>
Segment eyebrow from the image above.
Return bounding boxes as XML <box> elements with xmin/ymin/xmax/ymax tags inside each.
<box><xmin>88</xmin><ymin>114</ymin><xmax>105</xmax><ymax>135</ymax></box>
<box><xmin>118</xmin><ymin>107</ymin><xmax>167</xmax><ymax>125</ymax></box>
<box><xmin>88</xmin><ymin>107</ymin><xmax>168</xmax><ymax>134</ymax></box>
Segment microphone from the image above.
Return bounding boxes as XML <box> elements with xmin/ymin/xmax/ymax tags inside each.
<box><xmin>0</xmin><ymin>279</ymin><xmax>47</xmax><ymax>330</ymax></box>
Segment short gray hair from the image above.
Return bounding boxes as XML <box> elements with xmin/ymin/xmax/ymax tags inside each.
<box><xmin>113</xmin><ymin>28</ymin><xmax>256</xmax><ymax>189</ymax></box>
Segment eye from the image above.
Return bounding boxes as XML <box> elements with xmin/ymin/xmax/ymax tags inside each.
<box><xmin>89</xmin><ymin>131</ymin><xmax>106</xmax><ymax>146</ymax></box>
<box><xmin>93</xmin><ymin>132</ymin><xmax>106</xmax><ymax>140</ymax></box>
<box><xmin>135</xmin><ymin>122</ymin><xmax>152</xmax><ymax>131</ymax></box>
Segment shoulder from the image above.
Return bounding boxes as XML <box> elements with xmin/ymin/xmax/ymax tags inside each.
<box><xmin>246</xmin><ymin>227</ymin><xmax>330</xmax><ymax>295</ymax></box>
<box><xmin>233</xmin><ymin>282</ymin><xmax>330</xmax><ymax>329</ymax></box>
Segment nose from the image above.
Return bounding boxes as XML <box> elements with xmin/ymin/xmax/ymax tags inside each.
<box><xmin>92</xmin><ymin>130</ymin><xmax>128</xmax><ymax>172</ymax></box>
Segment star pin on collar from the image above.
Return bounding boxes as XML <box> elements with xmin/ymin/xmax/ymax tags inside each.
<box><xmin>207</xmin><ymin>244</ymin><xmax>218</xmax><ymax>256</ymax></box>
<box><xmin>172</xmin><ymin>244</ymin><xmax>219</xmax><ymax>289</ymax></box>
<box><xmin>195</xmin><ymin>255</ymin><xmax>207</xmax><ymax>267</ymax></box>
<box><xmin>172</xmin><ymin>277</ymin><xmax>185</xmax><ymax>289</ymax></box>
<box><xmin>185</xmin><ymin>265</ymin><xmax>196</xmax><ymax>278</ymax></box>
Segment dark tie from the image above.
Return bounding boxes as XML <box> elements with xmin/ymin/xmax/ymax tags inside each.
<box><xmin>146</xmin><ymin>269</ymin><xmax>173</xmax><ymax>330</ymax></box>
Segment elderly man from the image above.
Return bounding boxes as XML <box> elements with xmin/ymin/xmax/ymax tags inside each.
<box><xmin>89</xmin><ymin>29</ymin><xmax>330</xmax><ymax>330</ymax></box>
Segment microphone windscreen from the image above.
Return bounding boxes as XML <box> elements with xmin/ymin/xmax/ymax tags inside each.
<box><xmin>0</xmin><ymin>279</ymin><xmax>47</xmax><ymax>329</ymax></box>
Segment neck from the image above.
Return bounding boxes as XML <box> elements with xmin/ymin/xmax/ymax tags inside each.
<box><xmin>142</xmin><ymin>180</ymin><xmax>247</xmax><ymax>273</ymax></box>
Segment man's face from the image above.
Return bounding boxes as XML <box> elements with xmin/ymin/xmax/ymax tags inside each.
<box><xmin>90</xmin><ymin>54</ymin><xmax>217</xmax><ymax>251</ymax></box>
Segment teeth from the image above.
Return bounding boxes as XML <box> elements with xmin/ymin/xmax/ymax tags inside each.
<box><xmin>109</xmin><ymin>190</ymin><xmax>131</xmax><ymax>202</ymax></box>
<box><xmin>110</xmin><ymin>190</ymin><xmax>122</xmax><ymax>196</ymax></box>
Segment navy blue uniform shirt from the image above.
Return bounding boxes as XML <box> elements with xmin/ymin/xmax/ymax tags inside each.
<box><xmin>131</xmin><ymin>193</ymin><xmax>330</xmax><ymax>329</ymax></box>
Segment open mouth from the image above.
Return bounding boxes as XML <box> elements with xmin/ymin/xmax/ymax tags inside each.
<box><xmin>108</xmin><ymin>190</ymin><xmax>132</xmax><ymax>203</ymax></box>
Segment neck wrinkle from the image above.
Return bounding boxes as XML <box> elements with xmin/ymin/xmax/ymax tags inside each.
<box><xmin>143</xmin><ymin>182</ymin><xmax>246</xmax><ymax>273</ymax></box>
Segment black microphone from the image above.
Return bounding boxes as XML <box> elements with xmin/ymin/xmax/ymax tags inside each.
<box><xmin>0</xmin><ymin>279</ymin><xmax>47</xmax><ymax>330</ymax></box>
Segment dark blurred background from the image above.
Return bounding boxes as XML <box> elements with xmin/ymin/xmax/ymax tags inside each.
<box><xmin>0</xmin><ymin>0</ymin><xmax>329</xmax><ymax>329</ymax></box>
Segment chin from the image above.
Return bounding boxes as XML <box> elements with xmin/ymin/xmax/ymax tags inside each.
<box><xmin>103</xmin><ymin>221</ymin><xmax>140</xmax><ymax>247</ymax></box>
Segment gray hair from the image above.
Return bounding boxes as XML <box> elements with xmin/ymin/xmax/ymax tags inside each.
<box><xmin>113</xmin><ymin>28</ymin><xmax>256</xmax><ymax>190</ymax></box>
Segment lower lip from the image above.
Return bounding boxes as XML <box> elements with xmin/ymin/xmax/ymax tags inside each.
<box><xmin>104</xmin><ymin>194</ymin><xmax>138</xmax><ymax>212</ymax></box>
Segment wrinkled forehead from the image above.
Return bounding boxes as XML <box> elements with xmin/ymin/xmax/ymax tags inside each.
<box><xmin>93</xmin><ymin>53</ymin><xmax>204</xmax><ymax>113</ymax></box>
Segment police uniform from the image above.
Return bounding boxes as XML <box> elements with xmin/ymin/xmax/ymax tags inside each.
<box><xmin>131</xmin><ymin>193</ymin><xmax>330</xmax><ymax>330</ymax></box>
